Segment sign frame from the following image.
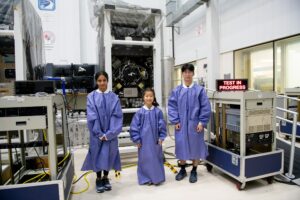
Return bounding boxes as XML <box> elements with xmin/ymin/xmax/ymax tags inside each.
<box><xmin>216</xmin><ymin>79</ymin><xmax>248</xmax><ymax>92</ymax></box>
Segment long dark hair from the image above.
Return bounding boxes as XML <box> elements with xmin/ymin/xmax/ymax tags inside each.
<box><xmin>142</xmin><ymin>88</ymin><xmax>159</xmax><ymax>107</ymax></box>
<box><xmin>94</xmin><ymin>71</ymin><xmax>109</xmax><ymax>89</ymax></box>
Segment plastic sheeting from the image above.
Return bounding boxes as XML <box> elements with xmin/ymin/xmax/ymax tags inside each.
<box><xmin>88</xmin><ymin>0</ymin><xmax>148</xmax><ymax>30</ymax></box>
<box><xmin>0</xmin><ymin>0</ymin><xmax>45</xmax><ymax>79</ymax></box>
<box><xmin>88</xmin><ymin>0</ymin><xmax>158</xmax><ymax>39</ymax></box>
<box><xmin>0</xmin><ymin>0</ymin><xmax>14</xmax><ymax>30</ymax></box>
<box><xmin>22</xmin><ymin>0</ymin><xmax>45</xmax><ymax>79</ymax></box>
<box><xmin>88</xmin><ymin>0</ymin><xmax>160</xmax><ymax>68</ymax></box>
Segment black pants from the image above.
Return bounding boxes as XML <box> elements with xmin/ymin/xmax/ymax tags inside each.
<box><xmin>96</xmin><ymin>170</ymin><xmax>109</xmax><ymax>179</ymax></box>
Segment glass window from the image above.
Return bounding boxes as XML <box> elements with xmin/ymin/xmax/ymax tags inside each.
<box><xmin>173</xmin><ymin>66</ymin><xmax>182</xmax><ymax>87</ymax></box>
<box><xmin>275</xmin><ymin>35</ymin><xmax>300</xmax><ymax>93</ymax></box>
<box><xmin>235</xmin><ymin>43</ymin><xmax>273</xmax><ymax>91</ymax></box>
<box><xmin>173</xmin><ymin>60</ymin><xmax>206</xmax><ymax>87</ymax></box>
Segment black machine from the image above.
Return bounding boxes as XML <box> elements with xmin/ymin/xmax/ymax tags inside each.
<box><xmin>14</xmin><ymin>80</ymin><xmax>56</xmax><ymax>95</ymax></box>
<box><xmin>4</xmin><ymin>69</ymin><xmax>16</xmax><ymax>79</ymax></box>
<box><xmin>112</xmin><ymin>45</ymin><xmax>154</xmax><ymax>108</ymax></box>
<box><xmin>34</xmin><ymin>63</ymin><xmax>97</xmax><ymax>93</ymax></box>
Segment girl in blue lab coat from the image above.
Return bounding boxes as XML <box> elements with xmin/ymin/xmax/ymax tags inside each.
<box><xmin>130</xmin><ymin>88</ymin><xmax>167</xmax><ymax>185</ymax></box>
<box><xmin>168</xmin><ymin>63</ymin><xmax>211</xmax><ymax>183</ymax></box>
<box><xmin>81</xmin><ymin>71</ymin><xmax>123</xmax><ymax>193</ymax></box>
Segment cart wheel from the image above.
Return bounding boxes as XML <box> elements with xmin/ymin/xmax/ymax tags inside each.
<box><xmin>266</xmin><ymin>176</ymin><xmax>274</xmax><ymax>184</ymax></box>
<box><xmin>236</xmin><ymin>182</ymin><xmax>245</xmax><ymax>191</ymax></box>
<box><xmin>285</xmin><ymin>135</ymin><xmax>290</xmax><ymax>140</ymax></box>
<box><xmin>206</xmin><ymin>163</ymin><xmax>213</xmax><ymax>172</ymax></box>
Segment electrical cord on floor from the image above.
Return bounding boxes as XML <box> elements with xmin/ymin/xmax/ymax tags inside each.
<box><xmin>72</xmin><ymin>171</ymin><xmax>92</xmax><ymax>184</ymax></box>
<box><xmin>71</xmin><ymin>163</ymin><xmax>139</xmax><ymax>195</ymax></box>
<box><xmin>71</xmin><ymin>170</ymin><xmax>123</xmax><ymax>195</ymax></box>
<box><xmin>274</xmin><ymin>176</ymin><xmax>298</xmax><ymax>186</ymax></box>
<box><xmin>163</xmin><ymin>145</ymin><xmax>206</xmax><ymax>168</ymax></box>
<box><xmin>71</xmin><ymin>172</ymin><xmax>92</xmax><ymax>195</ymax></box>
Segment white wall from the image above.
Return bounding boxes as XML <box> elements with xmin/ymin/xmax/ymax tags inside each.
<box><xmin>174</xmin><ymin>0</ymin><xmax>300</xmax><ymax>66</ymax></box>
<box><xmin>220</xmin><ymin>51</ymin><xmax>233</xmax><ymax>79</ymax></box>
<box><xmin>174</xmin><ymin>5</ymin><xmax>207</xmax><ymax>65</ymax></box>
<box><xmin>219</xmin><ymin>0</ymin><xmax>300</xmax><ymax>53</ymax></box>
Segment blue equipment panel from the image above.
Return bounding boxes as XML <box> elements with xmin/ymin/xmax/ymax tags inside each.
<box><xmin>280</xmin><ymin>120</ymin><xmax>300</xmax><ymax>137</ymax></box>
<box><xmin>0</xmin><ymin>184</ymin><xmax>60</xmax><ymax>200</ymax></box>
<box><xmin>206</xmin><ymin>145</ymin><xmax>240</xmax><ymax>177</ymax></box>
<box><xmin>245</xmin><ymin>152</ymin><xmax>282</xmax><ymax>178</ymax></box>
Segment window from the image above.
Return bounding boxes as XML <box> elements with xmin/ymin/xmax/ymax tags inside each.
<box><xmin>275</xmin><ymin>35</ymin><xmax>300</xmax><ymax>93</ymax></box>
<box><xmin>235</xmin><ymin>35</ymin><xmax>300</xmax><ymax>93</ymax></box>
<box><xmin>173</xmin><ymin>60</ymin><xmax>207</xmax><ymax>87</ymax></box>
<box><xmin>173</xmin><ymin>66</ymin><xmax>182</xmax><ymax>87</ymax></box>
<box><xmin>235</xmin><ymin>43</ymin><xmax>273</xmax><ymax>91</ymax></box>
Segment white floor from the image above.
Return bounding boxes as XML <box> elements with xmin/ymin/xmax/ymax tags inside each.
<box><xmin>70</xmin><ymin>139</ymin><xmax>300</xmax><ymax>200</ymax></box>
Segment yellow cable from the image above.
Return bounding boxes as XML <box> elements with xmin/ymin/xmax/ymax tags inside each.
<box><xmin>42</xmin><ymin>129</ymin><xmax>47</xmax><ymax>141</ymax></box>
<box><xmin>23</xmin><ymin>173</ymin><xmax>45</xmax><ymax>184</ymax></box>
<box><xmin>58</xmin><ymin>151</ymin><xmax>70</xmax><ymax>166</ymax></box>
<box><xmin>71</xmin><ymin>164</ymin><xmax>137</xmax><ymax>195</ymax></box>
<box><xmin>42</xmin><ymin>130</ymin><xmax>70</xmax><ymax>166</ymax></box>
<box><xmin>164</xmin><ymin>162</ymin><xmax>178</xmax><ymax>174</ymax></box>
<box><xmin>72</xmin><ymin>175</ymin><xmax>78</xmax><ymax>184</ymax></box>
<box><xmin>71</xmin><ymin>173</ymin><xmax>92</xmax><ymax>194</ymax></box>
<box><xmin>37</xmin><ymin>174</ymin><xmax>47</xmax><ymax>182</ymax></box>
<box><xmin>23</xmin><ymin>150</ymin><xmax>69</xmax><ymax>184</ymax></box>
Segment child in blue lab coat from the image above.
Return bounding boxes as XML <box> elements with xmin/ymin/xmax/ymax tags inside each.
<box><xmin>130</xmin><ymin>88</ymin><xmax>167</xmax><ymax>185</ymax></box>
<box><xmin>81</xmin><ymin>71</ymin><xmax>123</xmax><ymax>193</ymax></box>
<box><xmin>168</xmin><ymin>63</ymin><xmax>211</xmax><ymax>183</ymax></box>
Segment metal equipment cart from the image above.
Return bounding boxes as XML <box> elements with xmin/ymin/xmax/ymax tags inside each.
<box><xmin>206</xmin><ymin>91</ymin><xmax>284</xmax><ymax>190</ymax></box>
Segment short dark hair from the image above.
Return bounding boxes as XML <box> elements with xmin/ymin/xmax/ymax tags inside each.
<box><xmin>142</xmin><ymin>88</ymin><xmax>159</xmax><ymax>107</ymax></box>
<box><xmin>181</xmin><ymin>63</ymin><xmax>195</xmax><ymax>73</ymax></box>
<box><xmin>95</xmin><ymin>71</ymin><xmax>109</xmax><ymax>82</ymax></box>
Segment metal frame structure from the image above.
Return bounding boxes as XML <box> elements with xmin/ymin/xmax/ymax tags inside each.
<box><xmin>206</xmin><ymin>91</ymin><xmax>284</xmax><ymax>190</ymax></box>
<box><xmin>166</xmin><ymin>0</ymin><xmax>208</xmax><ymax>27</ymax></box>
<box><xmin>0</xmin><ymin>94</ymin><xmax>74</xmax><ymax>200</ymax></box>
<box><xmin>101</xmin><ymin>5</ymin><xmax>163</xmax><ymax>106</ymax></box>
<box><xmin>97</xmin><ymin>5</ymin><xmax>163</xmax><ymax>148</ymax></box>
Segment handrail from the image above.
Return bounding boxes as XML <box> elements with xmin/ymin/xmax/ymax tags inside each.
<box><xmin>277</xmin><ymin>94</ymin><xmax>300</xmax><ymax>102</ymax></box>
<box><xmin>276</xmin><ymin>107</ymin><xmax>298</xmax><ymax>179</ymax></box>
<box><xmin>276</xmin><ymin>107</ymin><xmax>299</xmax><ymax>115</ymax></box>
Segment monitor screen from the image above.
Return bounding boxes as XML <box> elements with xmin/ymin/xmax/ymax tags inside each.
<box><xmin>15</xmin><ymin>81</ymin><xmax>56</xmax><ymax>95</ymax></box>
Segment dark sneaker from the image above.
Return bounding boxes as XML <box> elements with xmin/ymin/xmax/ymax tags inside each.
<box><xmin>189</xmin><ymin>170</ymin><xmax>197</xmax><ymax>183</ymax></box>
<box><xmin>102</xmin><ymin>178</ymin><xmax>112</xmax><ymax>191</ymax></box>
<box><xmin>175</xmin><ymin>169</ymin><xmax>187</xmax><ymax>181</ymax></box>
<box><xmin>96</xmin><ymin>179</ymin><xmax>105</xmax><ymax>193</ymax></box>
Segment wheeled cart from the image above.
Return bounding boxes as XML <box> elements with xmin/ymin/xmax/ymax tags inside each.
<box><xmin>206</xmin><ymin>91</ymin><xmax>284</xmax><ymax>190</ymax></box>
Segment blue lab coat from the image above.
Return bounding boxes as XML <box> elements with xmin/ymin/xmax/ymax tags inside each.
<box><xmin>81</xmin><ymin>90</ymin><xmax>123</xmax><ymax>172</ymax></box>
<box><xmin>168</xmin><ymin>83</ymin><xmax>211</xmax><ymax>160</ymax></box>
<box><xmin>130</xmin><ymin>106</ymin><xmax>167</xmax><ymax>185</ymax></box>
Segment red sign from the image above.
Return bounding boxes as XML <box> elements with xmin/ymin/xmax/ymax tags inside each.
<box><xmin>216</xmin><ymin>79</ymin><xmax>248</xmax><ymax>91</ymax></box>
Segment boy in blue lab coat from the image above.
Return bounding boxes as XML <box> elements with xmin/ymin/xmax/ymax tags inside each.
<box><xmin>168</xmin><ymin>64</ymin><xmax>211</xmax><ymax>183</ymax></box>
